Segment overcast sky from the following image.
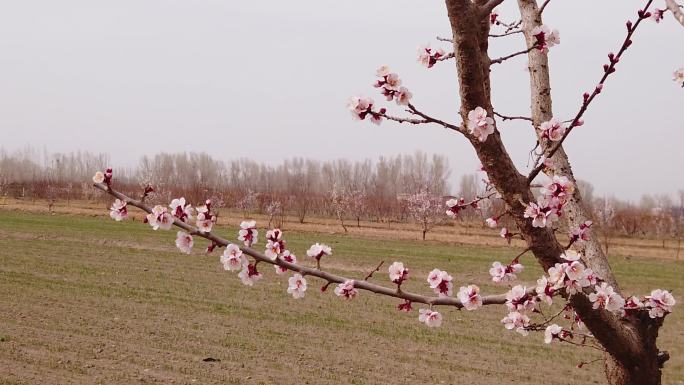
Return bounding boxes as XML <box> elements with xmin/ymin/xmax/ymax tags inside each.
<box><xmin>0</xmin><ymin>0</ymin><xmax>682</xmax><ymax>201</ymax></box>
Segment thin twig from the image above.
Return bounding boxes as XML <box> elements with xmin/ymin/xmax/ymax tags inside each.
<box><xmin>364</xmin><ymin>261</ymin><xmax>385</xmax><ymax>281</ymax></box>
<box><xmin>539</xmin><ymin>0</ymin><xmax>552</xmax><ymax>14</ymax></box>
<box><xmin>491</xmin><ymin>47</ymin><xmax>534</xmax><ymax>65</ymax></box>
<box><xmin>494</xmin><ymin>112</ymin><xmax>533</xmax><ymax>122</ymax></box>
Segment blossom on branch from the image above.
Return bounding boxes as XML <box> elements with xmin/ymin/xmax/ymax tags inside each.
<box><xmin>467</xmin><ymin>107</ymin><xmax>495</xmax><ymax>142</ymax></box>
<box><xmin>220</xmin><ymin>244</ymin><xmax>246</xmax><ymax>271</ymax></box>
<box><xmin>417</xmin><ymin>44</ymin><xmax>446</xmax><ymax>68</ymax></box>
<box><xmin>347</xmin><ymin>96</ymin><xmax>385</xmax><ymax>125</ymax></box>
<box><xmin>196</xmin><ymin>200</ymin><xmax>216</xmax><ymax>233</ymax></box>
<box><xmin>489</xmin><ymin>260</ymin><xmax>524</xmax><ymax>283</ymax></box>
<box><xmin>287</xmin><ymin>273</ymin><xmax>307</xmax><ymax>299</ymax></box>
<box><xmin>457</xmin><ymin>285</ymin><xmax>482</xmax><ymax>310</ymax></box>
<box><xmin>334</xmin><ymin>280</ymin><xmax>358</xmax><ymax>299</ymax></box>
<box><xmin>505</xmin><ymin>285</ymin><xmax>536</xmax><ymax>313</ymax></box>
<box><xmin>644</xmin><ymin>289</ymin><xmax>676</xmax><ymax>318</ymax></box>
<box><xmin>274</xmin><ymin>250</ymin><xmax>297</xmax><ymax>274</ymax></box>
<box><xmin>175</xmin><ymin>231</ymin><xmax>193</xmax><ymax>254</ymax></box>
<box><xmin>501</xmin><ymin>311</ymin><xmax>530</xmax><ymax>336</ymax></box>
<box><xmin>145</xmin><ymin>205</ymin><xmax>173</xmax><ymax>230</ymax></box>
<box><xmin>674</xmin><ymin>68</ymin><xmax>684</xmax><ymax>87</ymax></box>
<box><xmin>238</xmin><ymin>263</ymin><xmax>262</xmax><ymax>286</ymax></box>
<box><xmin>109</xmin><ymin>199</ymin><xmax>128</xmax><ymax>221</ymax></box>
<box><xmin>427</xmin><ymin>269</ymin><xmax>453</xmax><ymax>297</ymax></box>
<box><xmin>531</xmin><ymin>25</ymin><xmax>560</xmax><ymax>53</ymax></box>
<box><xmin>569</xmin><ymin>221</ymin><xmax>593</xmax><ymax>244</ymax></box>
<box><xmin>544</xmin><ymin>324</ymin><xmax>564</xmax><ymax>344</ymax></box>
<box><xmin>539</xmin><ymin>118</ymin><xmax>566</xmax><ymax>141</ymax></box>
<box><xmin>589</xmin><ymin>283</ymin><xmax>625</xmax><ymax>313</ymax></box>
<box><xmin>418</xmin><ymin>308</ymin><xmax>443</xmax><ymax>327</ymax></box>
<box><xmin>238</xmin><ymin>220</ymin><xmax>258</xmax><ymax>247</ymax></box>
<box><xmin>388</xmin><ymin>261</ymin><xmax>409</xmax><ymax>285</ymax></box>
<box><xmin>307</xmin><ymin>243</ymin><xmax>332</xmax><ymax>266</ymax></box>
<box><xmin>170</xmin><ymin>197</ymin><xmax>193</xmax><ymax>223</ymax></box>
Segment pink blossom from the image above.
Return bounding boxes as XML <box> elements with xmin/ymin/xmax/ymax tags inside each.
<box><xmin>93</xmin><ymin>171</ymin><xmax>105</xmax><ymax>184</ymax></box>
<box><xmin>539</xmin><ymin>118</ymin><xmax>566</xmax><ymax>141</ymax></box>
<box><xmin>485</xmin><ymin>217</ymin><xmax>498</xmax><ymax>228</ymax></box>
<box><xmin>418</xmin><ymin>308</ymin><xmax>443</xmax><ymax>327</ymax></box>
<box><xmin>540</xmin><ymin>175</ymin><xmax>574</xmax><ymax>205</ymax></box>
<box><xmin>544</xmin><ymin>324</ymin><xmax>563</xmax><ymax>344</ymax></box>
<box><xmin>535</xmin><ymin>276</ymin><xmax>555</xmax><ymax>305</ymax></box>
<box><xmin>195</xmin><ymin>202</ymin><xmax>216</xmax><ymax>233</ymax></box>
<box><xmin>623</xmin><ymin>296</ymin><xmax>645</xmax><ymax>314</ymax></box>
<box><xmin>395</xmin><ymin>87</ymin><xmax>413</xmax><ymax>105</ymax></box>
<box><xmin>334</xmin><ymin>280</ymin><xmax>358</xmax><ymax>299</ymax></box>
<box><xmin>445</xmin><ymin>197</ymin><xmax>466</xmax><ymax>218</ymax></box>
<box><xmin>467</xmin><ymin>107</ymin><xmax>495</xmax><ymax>142</ymax></box>
<box><xmin>347</xmin><ymin>96</ymin><xmax>384</xmax><ymax>124</ymax></box>
<box><xmin>388</xmin><ymin>262</ymin><xmax>409</xmax><ymax>285</ymax></box>
<box><xmin>651</xmin><ymin>9</ymin><xmax>665</xmax><ymax>23</ymax></box>
<box><xmin>274</xmin><ymin>250</ymin><xmax>296</xmax><ymax>274</ymax></box>
<box><xmin>589</xmin><ymin>283</ymin><xmax>625</xmax><ymax>312</ymax></box>
<box><xmin>175</xmin><ymin>231</ymin><xmax>193</xmax><ymax>254</ymax></box>
<box><xmin>169</xmin><ymin>197</ymin><xmax>193</xmax><ymax>223</ymax></box>
<box><xmin>531</xmin><ymin>25</ymin><xmax>560</xmax><ymax>53</ymax></box>
<box><xmin>561</xmin><ymin>250</ymin><xmax>581</xmax><ymax>262</ymax></box>
<box><xmin>417</xmin><ymin>44</ymin><xmax>445</xmax><ymax>68</ymax></box>
<box><xmin>109</xmin><ymin>199</ymin><xmax>128</xmax><ymax>221</ymax></box>
<box><xmin>505</xmin><ymin>285</ymin><xmax>535</xmax><ymax>313</ymax></box>
<box><xmin>220</xmin><ymin>244</ymin><xmax>246</xmax><ymax>271</ymax></box>
<box><xmin>501</xmin><ymin>311</ymin><xmax>530</xmax><ymax>335</ymax></box>
<box><xmin>238</xmin><ymin>220</ymin><xmax>258</xmax><ymax>247</ymax></box>
<box><xmin>376</xmin><ymin>65</ymin><xmax>391</xmax><ymax>77</ymax></box>
<box><xmin>674</xmin><ymin>68</ymin><xmax>684</xmax><ymax>87</ymax></box>
<box><xmin>145</xmin><ymin>205</ymin><xmax>173</xmax><ymax>230</ymax></box>
<box><xmin>307</xmin><ymin>243</ymin><xmax>332</xmax><ymax>262</ymax></box>
<box><xmin>489</xmin><ymin>261</ymin><xmax>524</xmax><ymax>283</ymax></box>
<box><xmin>457</xmin><ymin>285</ymin><xmax>482</xmax><ymax>311</ymax></box>
<box><xmin>524</xmin><ymin>198</ymin><xmax>558</xmax><ymax>228</ymax></box>
<box><xmin>569</xmin><ymin>220</ymin><xmax>593</xmax><ymax>244</ymax></box>
<box><xmin>264</xmin><ymin>240</ymin><xmax>282</xmax><ymax>261</ymax></box>
<box><xmin>427</xmin><ymin>269</ymin><xmax>453</xmax><ymax>297</ymax></box>
<box><xmin>500</xmin><ymin>227</ymin><xmax>514</xmax><ymax>244</ymax></box>
<box><xmin>287</xmin><ymin>273</ymin><xmax>307</xmax><ymax>299</ymax></box>
<box><xmin>238</xmin><ymin>263</ymin><xmax>262</xmax><ymax>286</ymax></box>
<box><xmin>644</xmin><ymin>289</ymin><xmax>676</xmax><ymax>318</ymax></box>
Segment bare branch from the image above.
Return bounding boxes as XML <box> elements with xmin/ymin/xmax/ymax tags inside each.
<box><xmin>93</xmin><ymin>182</ymin><xmax>515</xmax><ymax>309</ymax></box>
<box><xmin>491</xmin><ymin>47</ymin><xmax>534</xmax><ymax>65</ymax></box>
<box><xmin>364</xmin><ymin>261</ymin><xmax>384</xmax><ymax>281</ymax></box>
<box><xmin>494</xmin><ymin>111</ymin><xmax>533</xmax><ymax>122</ymax></box>
<box><xmin>666</xmin><ymin>0</ymin><xmax>684</xmax><ymax>26</ymax></box>
<box><xmin>489</xmin><ymin>29</ymin><xmax>524</xmax><ymax>38</ymax></box>
<box><xmin>404</xmin><ymin>103</ymin><xmax>466</xmax><ymax>134</ymax></box>
<box><xmin>539</xmin><ymin>0</ymin><xmax>552</xmax><ymax>14</ymax></box>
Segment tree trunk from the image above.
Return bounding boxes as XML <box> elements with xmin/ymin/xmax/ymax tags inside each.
<box><xmin>444</xmin><ymin>1</ymin><xmax>668</xmax><ymax>383</ymax></box>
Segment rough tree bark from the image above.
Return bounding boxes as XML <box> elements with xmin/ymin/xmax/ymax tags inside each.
<box><xmin>443</xmin><ymin>1</ymin><xmax>668</xmax><ymax>384</ymax></box>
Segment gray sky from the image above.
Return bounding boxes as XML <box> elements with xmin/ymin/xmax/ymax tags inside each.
<box><xmin>0</xmin><ymin>0</ymin><xmax>682</xmax><ymax>201</ymax></box>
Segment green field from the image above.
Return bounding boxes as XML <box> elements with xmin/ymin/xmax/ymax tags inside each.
<box><xmin>0</xmin><ymin>210</ymin><xmax>682</xmax><ymax>384</ymax></box>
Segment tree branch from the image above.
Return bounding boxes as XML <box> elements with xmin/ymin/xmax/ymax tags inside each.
<box><xmin>482</xmin><ymin>0</ymin><xmax>505</xmax><ymax>13</ymax></box>
<box><xmin>491</xmin><ymin>47</ymin><xmax>534</xmax><ymax>65</ymax></box>
<box><xmin>666</xmin><ymin>0</ymin><xmax>684</xmax><ymax>27</ymax></box>
<box><xmin>94</xmin><ymin>182</ymin><xmax>514</xmax><ymax>309</ymax></box>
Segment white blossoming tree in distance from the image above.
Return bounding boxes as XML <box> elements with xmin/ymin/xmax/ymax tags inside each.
<box><xmin>90</xmin><ymin>1</ymin><xmax>683</xmax><ymax>384</ymax></box>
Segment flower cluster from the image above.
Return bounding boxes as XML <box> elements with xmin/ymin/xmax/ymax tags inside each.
<box><xmin>170</xmin><ymin>197</ymin><xmax>193</xmax><ymax>223</ymax></box>
<box><xmin>109</xmin><ymin>199</ymin><xmax>128</xmax><ymax>221</ymax></box>
<box><xmin>238</xmin><ymin>220</ymin><xmax>258</xmax><ymax>247</ymax></box>
<box><xmin>347</xmin><ymin>96</ymin><xmax>385</xmax><ymax>125</ymax></box>
<box><xmin>145</xmin><ymin>205</ymin><xmax>173</xmax><ymax>230</ymax></box>
<box><xmin>524</xmin><ymin>175</ymin><xmax>574</xmax><ymax>228</ymax></box>
<box><xmin>489</xmin><ymin>260</ymin><xmax>524</xmax><ymax>283</ymax></box>
<box><xmin>374</xmin><ymin>66</ymin><xmax>412</xmax><ymax>105</ymax></box>
<box><xmin>531</xmin><ymin>24</ymin><xmax>560</xmax><ymax>53</ymax></box>
<box><xmin>650</xmin><ymin>9</ymin><xmax>665</xmax><ymax>23</ymax></box>
<box><xmin>539</xmin><ymin>118</ymin><xmax>566</xmax><ymax>141</ymax></box>
<box><xmin>467</xmin><ymin>107</ymin><xmax>495</xmax><ymax>142</ymax></box>
<box><xmin>544</xmin><ymin>324</ymin><xmax>567</xmax><ymax>344</ymax></box>
<box><xmin>388</xmin><ymin>261</ymin><xmax>409</xmax><ymax>285</ymax></box>
<box><xmin>334</xmin><ymin>280</ymin><xmax>358</xmax><ymax>299</ymax></box>
<box><xmin>274</xmin><ymin>250</ymin><xmax>297</xmax><ymax>274</ymax></box>
<box><xmin>589</xmin><ymin>282</ymin><xmax>626</xmax><ymax>312</ymax></box>
<box><xmin>427</xmin><ymin>269</ymin><xmax>453</xmax><ymax>297</ymax></box>
<box><xmin>445</xmin><ymin>196</ymin><xmax>480</xmax><ymax>218</ymax></box>
<box><xmin>623</xmin><ymin>290</ymin><xmax>676</xmax><ymax>318</ymax></box>
<box><xmin>264</xmin><ymin>229</ymin><xmax>285</xmax><ymax>260</ymax></box>
<box><xmin>418</xmin><ymin>308</ymin><xmax>443</xmax><ymax>327</ymax></box>
<box><xmin>238</xmin><ymin>262</ymin><xmax>263</xmax><ymax>286</ymax></box>
<box><xmin>501</xmin><ymin>311</ymin><xmax>530</xmax><ymax>336</ymax></box>
<box><xmin>547</xmin><ymin>250</ymin><xmax>597</xmax><ymax>296</ymax></box>
<box><xmin>417</xmin><ymin>44</ymin><xmax>446</xmax><ymax>68</ymax></box>
<box><xmin>196</xmin><ymin>200</ymin><xmax>216</xmax><ymax>233</ymax></box>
